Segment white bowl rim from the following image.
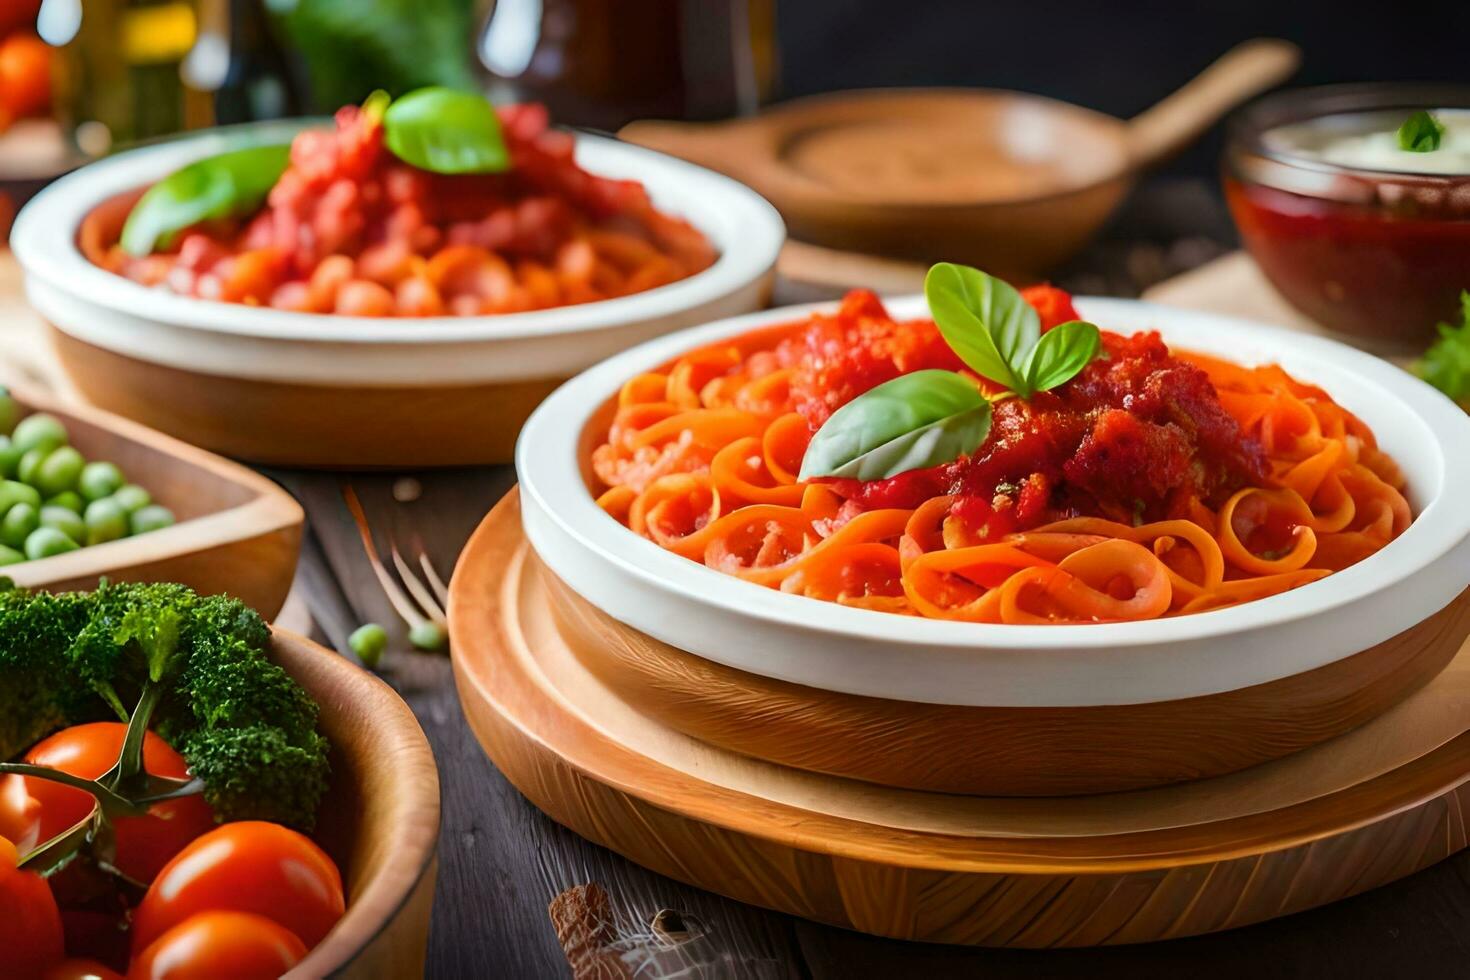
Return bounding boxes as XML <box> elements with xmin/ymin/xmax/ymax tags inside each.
<box><xmin>10</xmin><ymin>120</ymin><xmax>785</xmax><ymax>346</ymax></box>
<box><xmin>516</xmin><ymin>294</ymin><xmax>1470</xmax><ymax>703</ymax></box>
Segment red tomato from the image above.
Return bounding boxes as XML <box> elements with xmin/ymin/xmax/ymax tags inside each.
<box><xmin>127</xmin><ymin>911</ymin><xmax>306</xmax><ymax>980</ymax></box>
<box><xmin>0</xmin><ymin>723</ymin><xmax>215</xmax><ymax>883</ymax></box>
<box><xmin>0</xmin><ymin>33</ymin><xmax>51</xmax><ymax>119</ymax></box>
<box><xmin>44</xmin><ymin>959</ymin><xmax>125</xmax><ymax>980</ymax></box>
<box><xmin>0</xmin><ymin>835</ymin><xmax>64</xmax><ymax>979</ymax></box>
<box><xmin>130</xmin><ymin>821</ymin><xmax>344</xmax><ymax>957</ymax></box>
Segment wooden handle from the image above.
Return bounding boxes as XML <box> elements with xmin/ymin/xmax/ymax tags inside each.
<box><xmin>1126</xmin><ymin>38</ymin><xmax>1300</xmax><ymax>168</ymax></box>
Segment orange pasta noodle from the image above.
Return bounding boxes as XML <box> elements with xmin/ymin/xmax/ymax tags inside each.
<box><xmin>591</xmin><ymin>291</ymin><xmax>1414</xmax><ymax>624</ymax></box>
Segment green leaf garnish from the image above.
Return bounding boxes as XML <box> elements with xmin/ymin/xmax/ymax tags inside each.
<box><xmin>800</xmin><ymin>263</ymin><xmax>1104</xmax><ymax>483</ymax></box>
<box><xmin>798</xmin><ymin>370</ymin><xmax>993</xmax><ymax>482</ymax></box>
<box><xmin>120</xmin><ymin>144</ymin><xmax>292</xmax><ymax>257</ymax></box>
<box><xmin>1398</xmin><ymin>110</ymin><xmax>1445</xmax><ymax>153</ymax></box>
<box><xmin>383</xmin><ymin>86</ymin><xmax>510</xmax><ymax>175</ymax></box>
<box><xmin>925</xmin><ymin>262</ymin><xmax>1038</xmax><ymax>395</ymax></box>
<box><xmin>1415</xmin><ymin>290</ymin><xmax>1470</xmax><ymax>406</ymax></box>
<box><xmin>1024</xmin><ymin>319</ymin><xmax>1103</xmax><ymax>392</ymax></box>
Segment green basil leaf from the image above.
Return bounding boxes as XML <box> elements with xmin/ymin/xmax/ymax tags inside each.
<box><xmin>1024</xmin><ymin>320</ymin><xmax>1102</xmax><ymax>392</ymax></box>
<box><xmin>1398</xmin><ymin>110</ymin><xmax>1445</xmax><ymax>153</ymax></box>
<box><xmin>799</xmin><ymin>370</ymin><xmax>993</xmax><ymax>482</ymax></box>
<box><xmin>119</xmin><ymin>144</ymin><xmax>292</xmax><ymax>257</ymax></box>
<box><xmin>383</xmin><ymin>87</ymin><xmax>510</xmax><ymax>175</ymax></box>
<box><xmin>925</xmin><ymin>262</ymin><xmax>1039</xmax><ymax>396</ymax></box>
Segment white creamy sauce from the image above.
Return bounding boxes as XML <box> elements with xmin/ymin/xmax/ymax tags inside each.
<box><xmin>1264</xmin><ymin>109</ymin><xmax>1470</xmax><ymax>175</ymax></box>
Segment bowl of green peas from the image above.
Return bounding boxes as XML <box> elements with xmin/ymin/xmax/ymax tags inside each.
<box><xmin>0</xmin><ymin>380</ymin><xmax>304</xmax><ymax>617</ymax></box>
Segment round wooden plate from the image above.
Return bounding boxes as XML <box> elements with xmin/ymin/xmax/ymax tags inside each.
<box><xmin>449</xmin><ymin>491</ymin><xmax>1470</xmax><ymax>948</ymax></box>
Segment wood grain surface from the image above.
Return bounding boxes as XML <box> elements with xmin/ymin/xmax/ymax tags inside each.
<box><xmin>547</xmin><ymin>564</ymin><xmax>1470</xmax><ymax>796</ymax></box>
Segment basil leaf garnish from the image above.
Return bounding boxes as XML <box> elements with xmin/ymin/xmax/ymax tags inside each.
<box><xmin>1398</xmin><ymin>110</ymin><xmax>1445</xmax><ymax>153</ymax></box>
<box><xmin>120</xmin><ymin>144</ymin><xmax>292</xmax><ymax>257</ymax></box>
<box><xmin>383</xmin><ymin>86</ymin><xmax>510</xmax><ymax>175</ymax></box>
<box><xmin>925</xmin><ymin>262</ymin><xmax>1039</xmax><ymax>396</ymax></box>
<box><xmin>799</xmin><ymin>370</ymin><xmax>993</xmax><ymax>482</ymax></box>
<box><xmin>1024</xmin><ymin>319</ymin><xmax>1102</xmax><ymax>393</ymax></box>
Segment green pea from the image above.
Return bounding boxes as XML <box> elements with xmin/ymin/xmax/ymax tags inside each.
<box><xmin>24</xmin><ymin>526</ymin><xmax>78</xmax><ymax>560</ymax></box>
<box><xmin>2</xmin><ymin>502</ymin><xmax>39</xmax><ymax>549</ymax></box>
<box><xmin>78</xmin><ymin>461</ymin><xmax>125</xmax><ymax>502</ymax></box>
<box><xmin>0</xmin><ymin>544</ymin><xmax>23</xmax><ymax>566</ymax></box>
<box><xmin>11</xmin><ymin>413</ymin><xmax>68</xmax><ymax>454</ymax></box>
<box><xmin>408</xmin><ymin>620</ymin><xmax>447</xmax><ymax>652</ymax></box>
<box><xmin>0</xmin><ymin>437</ymin><xmax>21</xmax><ymax>479</ymax></box>
<box><xmin>129</xmin><ymin>504</ymin><xmax>175</xmax><ymax>535</ymax></box>
<box><xmin>111</xmin><ymin>484</ymin><xmax>152</xmax><ymax>514</ymax></box>
<box><xmin>348</xmin><ymin>623</ymin><xmax>389</xmax><ymax>668</ymax></box>
<box><xmin>83</xmin><ymin>498</ymin><xmax>129</xmax><ymax>545</ymax></box>
<box><xmin>40</xmin><ymin>506</ymin><xmax>84</xmax><ymax>543</ymax></box>
<box><xmin>44</xmin><ymin>491</ymin><xmax>84</xmax><ymax>514</ymax></box>
<box><xmin>34</xmin><ymin>446</ymin><xmax>83</xmax><ymax>498</ymax></box>
<box><xmin>16</xmin><ymin>447</ymin><xmax>48</xmax><ymax>486</ymax></box>
<box><xmin>0</xmin><ymin>388</ymin><xmax>17</xmax><ymax>437</ymax></box>
<box><xmin>0</xmin><ymin>480</ymin><xmax>41</xmax><ymax>518</ymax></box>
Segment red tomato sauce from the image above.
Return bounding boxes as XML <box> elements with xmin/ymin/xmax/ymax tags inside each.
<box><xmin>98</xmin><ymin>103</ymin><xmax>717</xmax><ymax>316</ymax></box>
<box><xmin>795</xmin><ymin>290</ymin><xmax>1267</xmax><ymax>538</ymax></box>
<box><xmin>1226</xmin><ymin>176</ymin><xmax>1470</xmax><ymax>344</ymax></box>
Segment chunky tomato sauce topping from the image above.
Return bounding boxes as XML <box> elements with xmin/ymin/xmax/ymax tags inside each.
<box><xmin>788</xmin><ymin>289</ymin><xmax>1267</xmax><ymax>537</ymax></box>
<box><xmin>101</xmin><ymin>103</ymin><xmax>715</xmax><ymax>316</ymax></box>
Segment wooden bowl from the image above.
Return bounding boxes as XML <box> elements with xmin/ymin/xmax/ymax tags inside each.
<box><xmin>511</xmin><ymin>297</ymin><xmax>1470</xmax><ymax>795</ymax></box>
<box><xmin>2</xmin><ymin>379</ymin><xmax>302</xmax><ymax>618</ymax></box>
<box><xmin>622</xmin><ymin>39</ymin><xmax>1298</xmax><ymax>278</ymax></box>
<box><xmin>9</xmin><ymin>122</ymin><xmax>783</xmax><ymax>468</ymax></box>
<box><xmin>269</xmin><ymin>629</ymin><xmax>440</xmax><ymax>979</ymax></box>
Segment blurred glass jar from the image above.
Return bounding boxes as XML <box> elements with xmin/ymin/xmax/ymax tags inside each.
<box><xmin>40</xmin><ymin>0</ymin><xmax>297</xmax><ymax>156</ymax></box>
<box><xmin>477</xmin><ymin>0</ymin><xmax>777</xmax><ymax>131</ymax></box>
<box><xmin>1224</xmin><ymin>84</ymin><xmax>1470</xmax><ymax>349</ymax></box>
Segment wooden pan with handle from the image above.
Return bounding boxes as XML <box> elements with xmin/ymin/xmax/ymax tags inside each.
<box><xmin>622</xmin><ymin>39</ymin><xmax>1299</xmax><ymax>280</ymax></box>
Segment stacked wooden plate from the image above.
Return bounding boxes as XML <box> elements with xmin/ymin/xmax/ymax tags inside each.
<box><xmin>449</xmin><ymin>297</ymin><xmax>1470</xmax><ymax>947</ymax></box>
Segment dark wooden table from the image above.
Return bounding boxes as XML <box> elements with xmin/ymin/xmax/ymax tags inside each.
<box><xmin>270</xmin><ymin>181</ymin><xmax>1470</xmax><ymax>979</ymax></box>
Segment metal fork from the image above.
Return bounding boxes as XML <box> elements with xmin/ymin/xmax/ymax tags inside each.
<box><xmin>342</xmin><ymin>484</ymin><xmax>450</xmax><ymax>651</ymax></box>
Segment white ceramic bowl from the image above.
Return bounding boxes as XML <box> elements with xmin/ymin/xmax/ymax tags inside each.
<box><xmin>10</xmin><ymin>121</ymin><xmax>784</xmax><ymax>386</ymax></box>
<box><xmin>518</xmin><ymin>296</ymin><xmax>1470</xmax><ymax>708</ymax></box>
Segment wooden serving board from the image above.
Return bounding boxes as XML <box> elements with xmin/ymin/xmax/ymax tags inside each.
<box><xmin>449</xmin><ymin>491</ymin><xmax>1470</xmax><ymax>948</ymax></box>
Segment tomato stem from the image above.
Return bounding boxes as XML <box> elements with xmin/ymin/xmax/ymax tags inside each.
<box><xmin>0</xmin><ymin>763</ymin><xmax>149</xmax><ymax>818</ymax></box>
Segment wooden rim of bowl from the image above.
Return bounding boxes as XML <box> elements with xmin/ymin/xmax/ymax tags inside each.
<box><xmin>270</xmin><ymin>629</ymin><xmax>441</xmax><ymax>978</ymax></box>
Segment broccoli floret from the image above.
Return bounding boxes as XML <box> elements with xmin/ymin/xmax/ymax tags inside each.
<box><xmin>176</xmin><ymin>724</ymin><xmax>330</xmax><ymax>829</ymax></box>
<box><xmin>0</xmin><ymin>587</ymin><xmax>102</xmax><ymax>757</ymax></box>
<box><xmin>0</xmin><ymin>583</ymin><xmax>330</xmax><ymax>829</ymax></box>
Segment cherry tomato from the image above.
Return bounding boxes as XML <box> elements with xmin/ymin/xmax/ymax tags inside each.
<box><xmin>130</xmin><ymin>821</ymin><xmax>344</xmax><ymax>957</ymax></box>
<box><xmin>0</xmin><ymin>835</ymin><xmax>64</xmax><ymax>979</ymax></box>
<box><xmin>0</xmin><ymin>33</ymin><xmax>51</xmax><ymax>119</ymax></box>
<box><xmin>0</xmin><ymin>723</ymin><xmax>215</xmax><ymax>884</ymax></box>
<box><xmin>44</xmin><ymin>959</ymin><xmax>124</xmax><ymax>980</ymax></box>
<box><xmin>127</xmin><ymin>911</ymin><xmax>306</xmax><ymax>980</ymax></box>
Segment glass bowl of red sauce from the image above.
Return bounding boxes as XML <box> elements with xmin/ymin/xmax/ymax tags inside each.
<box><xmin>1225</xmin><ymin>84</ymin><xmax>1470</xmax><ymax>349</ymax></box>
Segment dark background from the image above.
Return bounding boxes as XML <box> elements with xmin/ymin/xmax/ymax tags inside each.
<box><xmin>776</xmin><ymin>0</ymin><xmax>1469</xmax><ymax>181</ymax></box>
